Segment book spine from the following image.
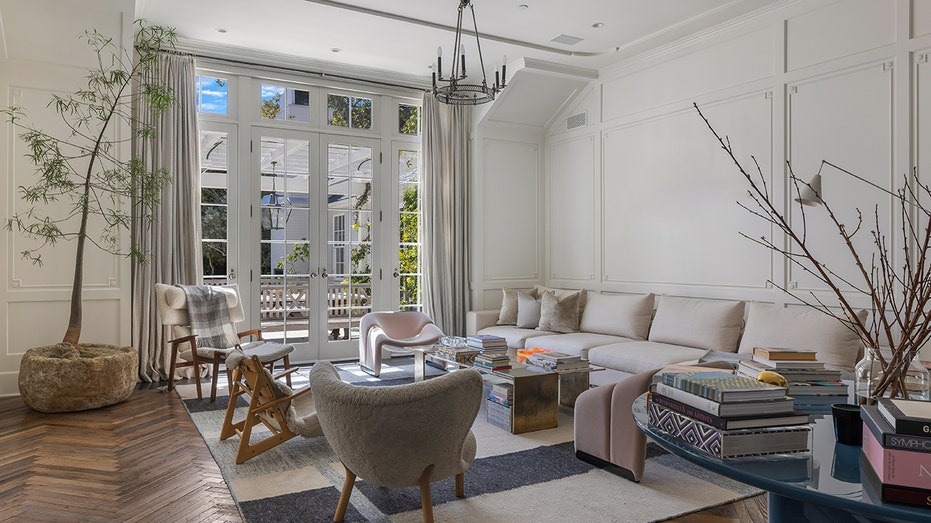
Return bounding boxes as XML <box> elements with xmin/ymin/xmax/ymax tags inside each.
<box><xmin>862</xmin><ymin>405</ymin><xmax>931</xmax><ymax>454</ymax></box>
<box><xmin>647</xmin><ymin>401</ymin><xmax>724</xmax><ymax>458</ymax></box>
<box><xmin>654</xmin><ymin>383</ymin><xmax>725</xmax><ymax>416</ymax></box>
<box><xmin>651</xmin><ymin>393</ymin><xmax>728</xmax><ymax>430</ymax></box>
<box><xmin>881</xmin><ymin>484</ymin><xmax>931</xmax><ymax>507</ymax></box>
<box><xmin>862</xmin><ymin>426</ymin><xmax>931</xmax><ymax>489</ymax></box>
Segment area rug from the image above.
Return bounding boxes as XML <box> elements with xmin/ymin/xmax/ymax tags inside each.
<box><xmin>177</xmin><ymin>357</ymin><xmax>761</xmax><ymax>522</ymax></box>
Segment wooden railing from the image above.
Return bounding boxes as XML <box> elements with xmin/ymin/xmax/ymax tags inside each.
<box><xmin>259</xmin><ymin>281</ymin><xmax>370</xmax><ymax>339</ymax></box>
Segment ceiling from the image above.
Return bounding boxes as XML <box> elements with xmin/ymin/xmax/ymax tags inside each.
<box><xmin>137</xmin><ymin>0</ymin><xmax>784</xmax><ymax>88</ymax></box>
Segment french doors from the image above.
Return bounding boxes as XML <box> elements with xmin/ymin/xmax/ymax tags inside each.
<box><xmin>251</xmin><ymin>128</ymin><xmax>384</xmax><ymax>361</ymax></box>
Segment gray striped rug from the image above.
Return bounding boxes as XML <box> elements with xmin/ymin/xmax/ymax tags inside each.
<box><xmin>177</xmin><ymin>358</ymin><xmax>761</xmax><ymax>522</ymax></box>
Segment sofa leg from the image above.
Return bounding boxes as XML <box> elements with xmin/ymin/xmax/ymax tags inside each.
<box><xmin>575</xmin><ymin>450</ymin><xmax>639</xmax><ymax>483</ymax></box>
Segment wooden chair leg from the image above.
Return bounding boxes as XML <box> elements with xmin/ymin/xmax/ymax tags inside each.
<box><xmin>283</xmin><ymin>355</ymin><xmax>292</xmax><ymax>387</ymax></box>
<box><xmin>168</xmin><ymin>343</ymin><xmax>180</xmax><ymax>393</ymax></box>
<box><xmin>419</xmin><ymin>464</ymin><xmax>435</xmax><ymax>523</ymax></box>
<box><xmin>210</xmin><ymin>354</ymin><xmax>222</xmax><ymax>402</ymax></box>
<box><xmin>455</xmin><ymin>472</ymin><xmax>465</xmax><ymax>497</ymax></box>
<box><xmin>334</xmin><ymin>463</ymin><xmax>356</xmax><ymax>522</ymax></box>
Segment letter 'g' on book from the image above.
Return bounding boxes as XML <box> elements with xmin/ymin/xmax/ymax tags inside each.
<box><xmin>877</xmin><ymin>398</ymin><xmax>931</xmax><ymax>437</ymax></box>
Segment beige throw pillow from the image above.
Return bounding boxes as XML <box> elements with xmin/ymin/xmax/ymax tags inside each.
<box><xmin>497</xmin><ymin>288</ymin><xmax>536</xmax><ymax>325</ymax></box>
<box><xmin>537</xmin><ymin>290</ymin><xmax>581</xmax><ymax>333</ymax></box>
<box><xmin>516</xmin><ymin>291</ymin><xmax>543</xmax><ymax>329</ymax></box>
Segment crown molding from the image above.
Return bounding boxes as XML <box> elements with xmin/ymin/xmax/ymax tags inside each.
<box><xmin>175</xmin><ymin>37</ymin><xmax>430</xmax><ymax>94</ymax></box>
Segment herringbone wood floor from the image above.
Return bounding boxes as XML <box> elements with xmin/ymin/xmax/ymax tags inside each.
<box><xmin>0</xmin><ymin>385</ymin><xmax>241</xmax><ymax>523</ymax></box>
<box><xmin>0</xmin><ymin>384</ymin><xmax>764</xmax><ymax>522</ymax></box>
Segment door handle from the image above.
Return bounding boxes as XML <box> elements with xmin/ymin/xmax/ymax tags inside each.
<box><xmin>309</xmin><ymin>271</ymin><xmax>317</xmax><ymax>279</ymax></box>
<box><xmin>228</xmin><ymin>269</ymin><xmax>236</xmax><ymax>281</ymax></box>
<box><xmin>392</xmin><ymin>268</ymin><xmax>400</xmax><ymax>278</ymax></box>
<box><xmin>321</xmin><ymin>267</ymin><xmax>329</xmax><ymax>279</ymax></box>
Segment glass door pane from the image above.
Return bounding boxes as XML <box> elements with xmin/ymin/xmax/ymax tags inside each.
<box><xmin>324</xmin><ymin>141</ymin><xmax>375</xmax><ymax>347</ymax></box>
<box><xmin>199</xmin><ymin>126</ymin><xmax>234</xmax><ymax>287</ymax></box>
<box><xmin>398</xmin><ymin>148</ymin><xmax>423</xmax><ymax>311</ymax></box>
<box><xmin>257</xmin><ymin>134</ymin><xmax>314</xmax><ymax>355</ymax></box>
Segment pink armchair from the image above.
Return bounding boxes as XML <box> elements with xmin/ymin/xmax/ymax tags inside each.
<box><xmin>359</xmin><ymin>311</ymin><xmax>444</xmax><ymax>377</ymax></box>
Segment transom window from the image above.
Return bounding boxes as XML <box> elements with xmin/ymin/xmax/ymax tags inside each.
<box><xmin>328</xmin><ymin>93</ymin><xmax>372</xmax><ymax>130</ymax></box>
<box><xmin>195</xmin><ymin>75</ymin><xmax>229</xmax><ymax>114</ymax></box>
<box><xmin>261</xmin><ymin>84</ymin><xmax>311</xmax><ymax>122</ymax></box>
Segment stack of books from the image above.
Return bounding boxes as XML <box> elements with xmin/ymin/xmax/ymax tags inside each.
<box><xmin>467</xmin><ymin>335</ymin><xmax>508</xmax><ymax>352</ymax></box>
<box><xmin>736</xmin><ymin>347</ymin><xmax>846</xmax><ymax>410</ymax></box>
<box><xmin>486</xmin><ymin>382</ymin><xmax>513</xmax><ymax>431</ymax></box>
<box><xmin>525</xmin><ymin>351</ymin><xmax>589</xmax><ymax>371</ymax></box>
<box><xmin>473</xmin><ymin>352</ymin><xmax>511</xmax><ymax>371</ymax></box>
<box><xmin>861</xmin><ymin>398</ymin><xmax>931</xmax><ymax>508</ymax></box>
<box><xmin>648</xmin><ymin>370</ymin><xmax>811</xmax><ymax>459</ymax></box>
<box><xmin>434</xmin><ymin>345</ymin><xmax>480</xmax><ymax>364</ymax></box>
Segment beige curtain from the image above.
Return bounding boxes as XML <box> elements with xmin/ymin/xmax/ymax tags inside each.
<box><xmin>132</xmin><ymin>52</ymin><xmax>201</xmax><ymax>382</ymax></box>
<box><xmin>422</xmin><ymin>96</ymin><xmax>471</xmax><ymax>335</ymax></box>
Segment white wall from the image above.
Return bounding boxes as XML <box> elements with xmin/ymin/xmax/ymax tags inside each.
<box><xmin>0</xmin><ymin>0</ymin><xmax>135</xmax><ymax>395</ymax></box>
<box><xmin>471</xmin><ymin>1</ymin><xmax>931</xmax><ymax>357</ymax></box>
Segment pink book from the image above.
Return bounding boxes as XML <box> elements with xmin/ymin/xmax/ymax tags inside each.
<box><xmin>862</xmin><ymin>422</ymin><xmax>931</xmax><ymax>489</ymax></box>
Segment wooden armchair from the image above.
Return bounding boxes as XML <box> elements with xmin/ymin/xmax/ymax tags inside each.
<box><xmin>154</xmin><ymin>283</ymin><xmax>294</xmax><ymax>402</ymax></box>
<box><xmin>220</xmin><ymin>353</ymin><xmax>323</xmax><ymax>464</ymax></box>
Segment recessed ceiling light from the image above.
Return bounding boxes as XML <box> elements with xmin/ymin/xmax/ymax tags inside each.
<box><xmin>331</xmin><ymin>47</ymin><xmax>342</xmax><ymax>53</ymax></box>
<box><xmin>216</xmin><ymin>28</ymin><xmax>229</xmax><ymax>34</ymax></box>
<box><xmin>518</xmin><ymin>4</ymin><xmax>529</xmax><ymax>10</ymax></box>
<box><xmin>592</xmin><ymin>22</ymin><xmax>604</xmax><ymax>29</ymax></box>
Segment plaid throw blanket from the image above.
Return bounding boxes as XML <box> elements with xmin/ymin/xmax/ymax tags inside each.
<box><xmin>180</xmin><ymin>285</ymin><xmax>240</xmax><ymax>350</ymax></box>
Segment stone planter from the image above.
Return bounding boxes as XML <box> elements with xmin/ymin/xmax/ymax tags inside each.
<box><xmin>19</xmin><ymin>343</ymin><xmax>138</xmax><ymax>413</ymax></box>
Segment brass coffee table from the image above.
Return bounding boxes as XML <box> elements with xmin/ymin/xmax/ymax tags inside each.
<box><xmin>411</xmin><ymin>346</ymin><xmax>602</xmax><ymax>434</ymax></box>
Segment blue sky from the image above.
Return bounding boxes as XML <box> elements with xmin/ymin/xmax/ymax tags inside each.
<box><xmin>197</xmin><ymin>75</ymin><xmax>228</xmax><ymax>114</ymax></box>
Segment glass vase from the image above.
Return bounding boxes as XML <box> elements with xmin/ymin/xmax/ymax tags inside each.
<box><xmin>854</xmin><ymin>347</ymin><xmax>930</xmax><ymax>404</ymax></box>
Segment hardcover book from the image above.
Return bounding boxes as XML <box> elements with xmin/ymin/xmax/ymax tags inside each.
<box><xmin>861</xmin><ymin>453</ymin><xmax>931</xmax><ymax>508</ymax></box>
<box><xmin>752</xmin><ymin>347</ymin><xmax>818</xmax><ymax>361</ymax></box>
<box><xmin>662</xmin><ymin>372</ymin><xmax>787</xmax><ymax>403</ymax></box>
<box><xmin>653</xmin><ymin>383</ymin><xmax>796</xmax><ymax>417</ymax></box>
<box><xmin>862</xmin><ymin>426</ymin><xmax>931</xmax><ymax>490</ymax></box>
<box><xmin>862</xmin><ymin>404</ymin><xmax>931</xmax><ymax>454</ymax></box>
<box><xmin>646</xmin><ymin>401</ymin><xmax>810</xmax><ymax>458</ymax></box>
<box><xmin>877</xmin><ymin>398</ymin><xmax>931</xmax><ymax>437</ymax></box>
<box><xmin>749</xmin><ymin>356</ymin><xmax>826</xmax><ymax>370</ymax></box>
<box><xmin>650</xmin><ymin>392</ymin><xmax>809</xmax><ymax>430</ymax></box>
<box><xmin>737</xmin><ymin>360</ymin><xmax>842</xmax><ymax>382</ymax></box>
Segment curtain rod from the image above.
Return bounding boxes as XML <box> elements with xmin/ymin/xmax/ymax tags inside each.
<box><xmin>184</xmin><ymin>51</ymin><xmax>426</xmax><ymax>93</ymax></box>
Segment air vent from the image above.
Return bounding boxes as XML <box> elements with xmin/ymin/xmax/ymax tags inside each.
<box><xmin>551</xmin><ymin>34</ymin><xmax>583</xmax><ymax>46</ymax></box>
<box><xmin>566</xmin><ymin>112</ymin><xmax>587</xmax><ymax>130</ymax></box>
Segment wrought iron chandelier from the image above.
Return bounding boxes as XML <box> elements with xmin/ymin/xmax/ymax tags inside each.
<box><xmin>433</xmin><ymin>0</ymin><xmax>506</xmax><ymax>105</ymax></box>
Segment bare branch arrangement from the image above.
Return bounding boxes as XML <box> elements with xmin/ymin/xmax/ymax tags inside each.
<box><xmin>694</xmin><ymin>103</ymin><xmax>931</xmax><ymax>401</ymax></box>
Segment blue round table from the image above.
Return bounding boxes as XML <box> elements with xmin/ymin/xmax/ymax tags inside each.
<box><xmin>633</xmin><ymin>394</ymin><xmax>930</xmax><ymax>522</ymax></box>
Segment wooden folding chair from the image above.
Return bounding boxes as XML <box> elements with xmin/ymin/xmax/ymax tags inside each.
<box><xmin>220</xmin><ymin>355</ymin><xmax>322</xmax><ymax>464</ymax></box>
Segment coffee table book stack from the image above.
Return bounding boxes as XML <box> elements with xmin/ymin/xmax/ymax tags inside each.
<box><xmin>486</xmin><ymin>382</ymin><xmax>514</xmax><ymax>431</ymax></box>
<box><xmin>736</xmin><ymin>347</ymin><xmax>846</xmax><ymax>411</ymax></box>
<box><xmin>860</xmin><ymin>398</ymin><xmax>931</xmax><ymax>509</ymax></box>
<box><xmin>647</xmin><ymin>370</ymin><xmax>811</xmax><ymax>459</ymax></box>
<box><xmin>524</xmin><ymin>351</ymin><xmax>589</xmax><ymax>371</ymax></box>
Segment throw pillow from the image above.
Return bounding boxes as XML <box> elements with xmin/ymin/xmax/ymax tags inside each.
<box><xmin>537</xmin><ymin>290</ymin><xmax>581</xmax><ymax>333</ymax></box>
<box><xmin>516</xmin><ymin>290</ymin><xmax>543</xmax><ymax>329</ymax></box>
<box><xmin>497</xmin><ymin>287</ymin><xmax>537</xmax><ymax>325</ymax></box>
<box><xmin>737</xmin><ymin>302</ymin><xmax>868</xmax><ymax>370</ymax></box>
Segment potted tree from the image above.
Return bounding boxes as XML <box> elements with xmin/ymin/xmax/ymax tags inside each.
<box><xmin>4</xmin><ymin>22</ymin><xmax>177</xmax><ymax>412</ymax></box>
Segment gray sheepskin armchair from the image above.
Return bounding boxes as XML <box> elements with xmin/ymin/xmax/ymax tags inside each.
<box><xmin>309</xmin><ymin>361</ymin><xmax>484</xmax><ymax>523</ymax></box>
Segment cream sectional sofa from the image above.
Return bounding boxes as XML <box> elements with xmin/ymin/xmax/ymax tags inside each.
<box><xmin>466</xmin><ymin>290</ymin><xmax>865</xmax><ymax>387</ymax></box>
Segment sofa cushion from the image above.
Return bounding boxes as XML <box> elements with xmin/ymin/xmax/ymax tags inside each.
<box><xmin>476</xmin><ymin>326</ymin><xmax>555</xmax><ymax>348</ymax></box>
<box><xmin>587</xmin><ymin>341</ymin><xmax>708</xmax><ymax>375</ymax></box>
<box><xmin>580</xmin><ymin>292</ymin><xmax>654</xmax><ymax>340</ymax></box>
<box><xmin>516</xmin><ymin>291</ymin><xmax>543</xmax><ymax>329</ymax></box>
<box><xmin>497</xmin><ymin>288</ymin><xmax>537</xmax><ymax>326</ymax></box>
<box><xmin>648</xmin><ymin>296</ymin><xmax>745</xmax><ymax>352</ymax></box>
<box><xmin>538</xmin><ymin>290</ymin><xmax>581</xmax><ymax>333</ymax></box>
<box><xmin>525</xmin><ymin>333</ymin><xmax>634</xmax><ymax>359</ymax></box>
<box><xmin>737</xmin><ymin>302</ymin><xmax>867</xmax><ymax>370</ymax></box>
